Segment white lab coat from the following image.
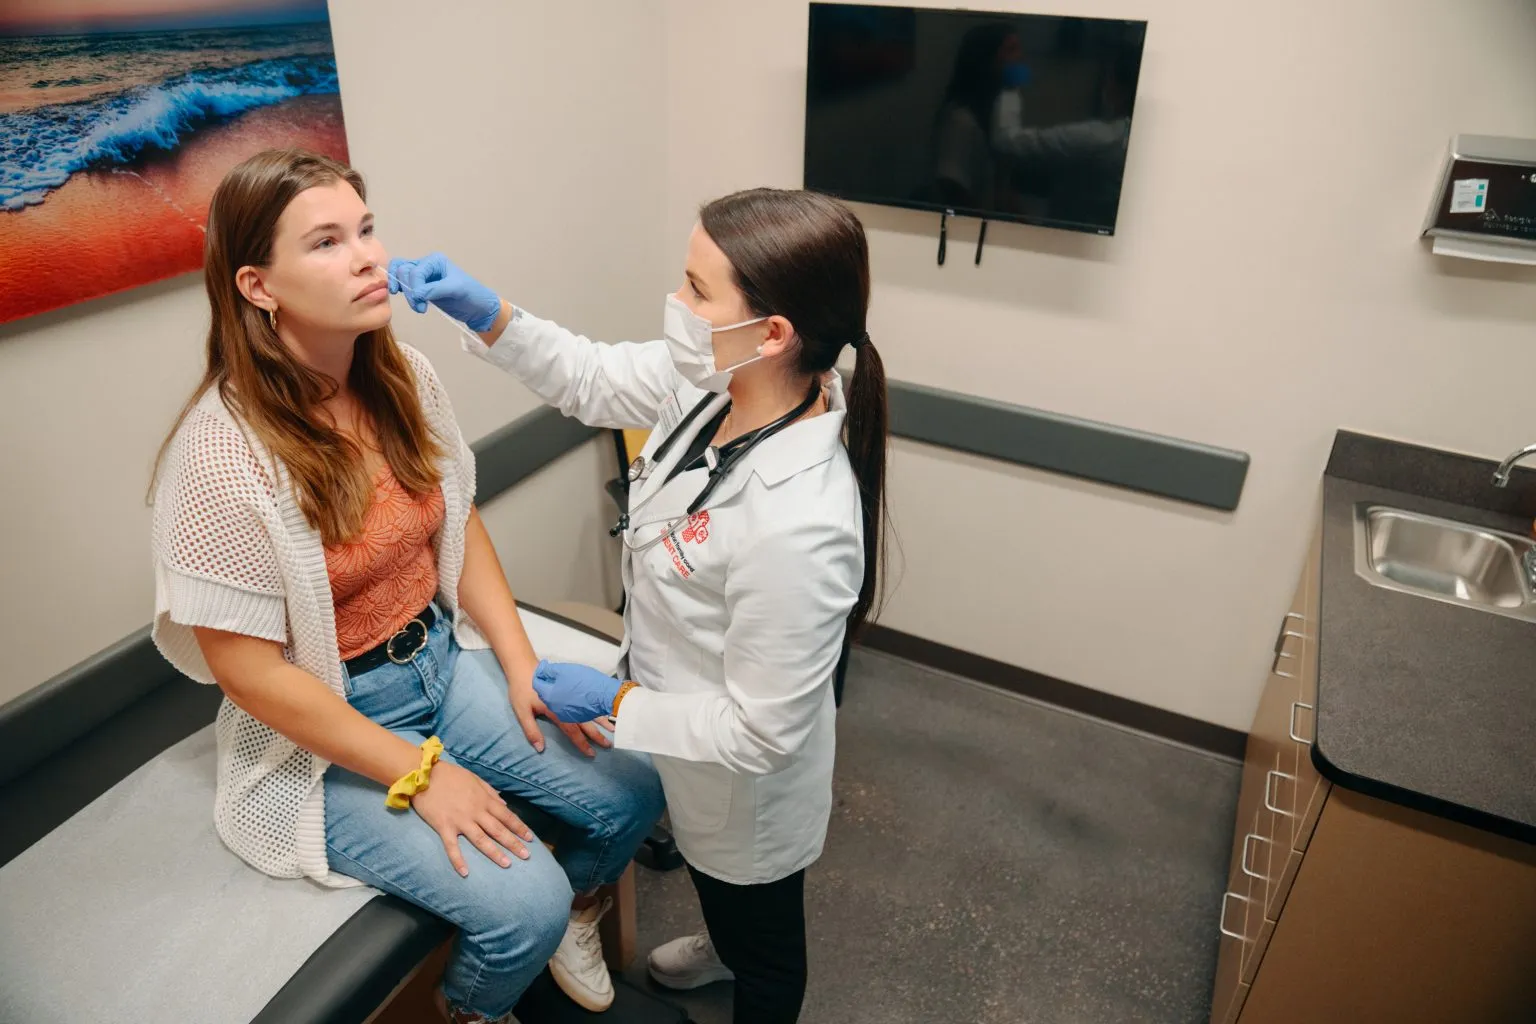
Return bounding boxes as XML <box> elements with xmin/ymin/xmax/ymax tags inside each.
<box><xmin>463</xmin><ymin>308</ymin><xmax>863</xmax><ymax>884</ymax></box>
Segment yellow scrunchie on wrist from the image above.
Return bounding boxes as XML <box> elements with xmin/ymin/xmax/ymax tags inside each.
<box><xmin>386</xmin><ymin>736</ymin><xmax>444</xmax><ymax>809</ymax></box>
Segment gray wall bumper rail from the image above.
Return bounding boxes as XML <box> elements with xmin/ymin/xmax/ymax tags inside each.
<box><xmin>886</xmin><ymin>380</ymin><xmax>1250</xmax><ymax>512</ymax></box>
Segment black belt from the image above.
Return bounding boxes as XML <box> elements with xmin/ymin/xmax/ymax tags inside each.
<box><xmin>344</xmin><ymin>604</ymin><xmax>437</xmax><ymax>677</ymax></box>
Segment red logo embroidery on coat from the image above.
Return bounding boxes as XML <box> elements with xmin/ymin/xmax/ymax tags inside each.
<box><xmin>680</xmin><ymin>511</ymin><xmax>710</xmax><ymax>544</ymax></box>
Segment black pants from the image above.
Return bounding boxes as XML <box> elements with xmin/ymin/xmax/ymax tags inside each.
<box><xmin>688</xmin><ymin>863</ymin><xmax>808</xmax><ymax>1024</ymax></box>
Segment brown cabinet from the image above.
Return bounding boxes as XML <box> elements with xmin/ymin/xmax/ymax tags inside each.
<box><xmin>1210</xmin><ymin>515</ymin><xmax>1536</xmax><ymax>1024</ymax></box>
<box><xmin>1211</xmin><ymin>518</ymin><xmax>1328</xmax><ymax>1024</ymax></box>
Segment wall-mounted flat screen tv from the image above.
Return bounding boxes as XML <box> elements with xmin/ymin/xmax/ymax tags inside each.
<box><xmin>805</xmin><ymin>4</ymin><xmax>1147</xmax><ymax>235</ymax></box>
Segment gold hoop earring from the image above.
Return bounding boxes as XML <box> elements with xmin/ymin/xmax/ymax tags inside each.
<box><xmin>267</xmin><ymin>307</ymin><xmax>278</xmax><ymax>331</ymax></box>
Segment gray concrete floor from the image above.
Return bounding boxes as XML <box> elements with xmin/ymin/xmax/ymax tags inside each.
<box><xmin>622</xmin><ymin>648</ymin><xmax>1240</xmax><ymax>1024</ymax></box>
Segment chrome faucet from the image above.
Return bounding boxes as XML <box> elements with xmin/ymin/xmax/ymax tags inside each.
<box><xmin>1492</xmin><ymin>443</ymin><xmax>1536</xmax><ymax>487</ymax></box>
<box><xmin>1495</xmin><ymin>443</ymin><xmax>1536</xmax><ymax>590</ymax></box>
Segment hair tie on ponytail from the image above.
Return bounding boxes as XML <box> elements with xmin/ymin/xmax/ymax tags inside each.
<box><xmin>850</xmin><ymin>331</ymin><xmax>870</xmax><ymax>351</ymax></box>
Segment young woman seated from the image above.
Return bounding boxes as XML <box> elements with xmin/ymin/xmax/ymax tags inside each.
<box><xmin>150</xmin><ymin>148</ymin><xmax>664</xmax><ymax>1023</ymax></box>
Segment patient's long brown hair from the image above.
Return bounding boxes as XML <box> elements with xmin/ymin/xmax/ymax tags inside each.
<box><xmin>153</xmin><ymin>149</ymin><xmax>441</xmax><ymax>545</ymax></box>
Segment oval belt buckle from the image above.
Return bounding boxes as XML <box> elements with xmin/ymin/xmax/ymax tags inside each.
<box><xmin>386</xmin><ymin>618</ymin><xmax>428</xmax><ymax>664</ymax></box>
<box><xmin>627</xmin><ymin>456</ymin><xmax>647</xmax><ymax>482</ymax></box>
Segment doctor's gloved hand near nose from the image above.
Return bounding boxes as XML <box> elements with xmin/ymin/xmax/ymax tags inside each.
<box><xmin>387</xmin><ymin>253</ymin><xmax>505</xmax><ymax>333</ymax></box>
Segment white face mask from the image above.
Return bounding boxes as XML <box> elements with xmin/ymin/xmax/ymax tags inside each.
<box><xmin>663</xmin><ymin>294</ymin><xmax>769</xmax><ymax>393</ymax></box>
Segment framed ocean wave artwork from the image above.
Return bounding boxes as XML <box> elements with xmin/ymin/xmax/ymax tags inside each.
<box><xmin>0</xmin><ymin>0</ymin><xmax>350</xmax><ymax>324</ymax></box>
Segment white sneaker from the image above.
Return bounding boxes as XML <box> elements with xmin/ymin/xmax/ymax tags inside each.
<box><xmin>549</xmin><ymin>897</ymin><xmax>615</xmax><ymax>1012</ymax></box>
<box><xmin>647</xmin><ymin>931</ymin><xmax>735</xmax><ymax>990</ymax></box>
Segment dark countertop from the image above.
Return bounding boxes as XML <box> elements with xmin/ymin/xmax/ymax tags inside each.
<box><xmin>1315</xmin><ymin>432</ymin><xmax>1536</xmax><ymax>844</ymax></box>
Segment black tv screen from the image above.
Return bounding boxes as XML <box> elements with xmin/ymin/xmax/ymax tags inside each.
<box><xmin>804</xmin><ymin>4</ymin><xmax>1147</xmax><ymax>235</ymax></box>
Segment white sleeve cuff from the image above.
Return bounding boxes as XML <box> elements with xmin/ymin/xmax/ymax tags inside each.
<box><xmin>612</xmin><ymin>686</ymin><xmax>653</xmax><ymax>752</ymax></box>
<box><xmin>162</xmin><ymin>568</ymin><xmax>287</xmax><ymax>642</ymax></box>
<box><xmin>459</xmin><ymin>306</ymin><xmax>533</xmax><ymax>369</ymax></box>
<box><xmin>613</xmin><ymin>687</ymin><xmax>749</xmax><ymax>766</ymax></box>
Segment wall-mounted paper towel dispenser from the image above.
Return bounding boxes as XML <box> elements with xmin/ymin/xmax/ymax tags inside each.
<box><xmin>1422</xmin><ymin>134</ymin><xmax>1536</xmax><ymax>264</ymax></box>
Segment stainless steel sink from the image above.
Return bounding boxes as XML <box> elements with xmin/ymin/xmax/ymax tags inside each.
<box><xmin>1353</xmin><ymin>505</ymin><xmax>1536</xmax><ymax>621</ymax></box>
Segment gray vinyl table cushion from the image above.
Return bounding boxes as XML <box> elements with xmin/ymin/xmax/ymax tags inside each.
<box><xmin>0</xmin><ymin>726</ymin><xmax>378</xmax><ymax>1024</ymax></box>
<box><xmin>0</xmin><ymin>610</ymin><xmax>623</xmax><ymax>1024</ymax></box>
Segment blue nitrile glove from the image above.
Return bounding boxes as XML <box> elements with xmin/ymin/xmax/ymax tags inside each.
<box><xmin>387</xmin><ymin>253</ymin><xmax>503</xmax><ymax>332</ymax></box>
<box><xmin>531</xmin><ymin>660</ymin><xmax>623</xmax><ymax>723</ymax></box>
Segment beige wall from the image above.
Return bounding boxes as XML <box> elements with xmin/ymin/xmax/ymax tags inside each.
<box><xmin>0</xmin><ymin>0</ymin><xmax>664</xmax><ymax>704</ymax></box>
<box><xmin>663</xmin><ymin>0</ymin><xmax>1536</xmax><ymax>730</ymax></box>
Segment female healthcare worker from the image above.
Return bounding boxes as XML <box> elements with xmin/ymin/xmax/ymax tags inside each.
<box><xmin>388</xmin><ymin>187</ymin><xmax>888</xmax><ymax>1024</ymax></box>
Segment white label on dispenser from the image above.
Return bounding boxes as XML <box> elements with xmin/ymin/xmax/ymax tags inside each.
<box><xmin>1450</xmin><ymin>178</ymin><xmax>1489</xmax><ymax>214</ymax></box>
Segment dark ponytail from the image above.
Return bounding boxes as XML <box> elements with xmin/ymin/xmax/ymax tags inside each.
<box><xmin>842</xmin><ymin>334</ymin><xmax>888</xmax><ymax>638</ymax></box>
<box><xmin>699</xmin><ymin>188</ymin><xmax>890</xmax><ymax>695</ymax></box>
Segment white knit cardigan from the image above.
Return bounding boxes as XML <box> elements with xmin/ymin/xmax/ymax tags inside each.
<box><xmin>150</xmin><ymin>344</ymin><xmax>487</xmax><ymax>885</ymax></box>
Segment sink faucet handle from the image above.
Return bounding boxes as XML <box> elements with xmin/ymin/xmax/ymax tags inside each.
<box><xmin>1493</xmin><ymin>442</ymin><xmax>1536</xmax><ymax>488</ymax></box>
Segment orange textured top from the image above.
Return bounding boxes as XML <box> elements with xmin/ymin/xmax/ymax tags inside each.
<box><xmin>324</xmin><ymin>463</ymin><xmax>446</xmax><ymax>661</ymax></box>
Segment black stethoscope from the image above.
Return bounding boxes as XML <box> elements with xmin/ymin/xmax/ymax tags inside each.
<box><xmin>610</xmin><ymin>384</ymin><xmax>821</xmax><ymax>552</ymax></box>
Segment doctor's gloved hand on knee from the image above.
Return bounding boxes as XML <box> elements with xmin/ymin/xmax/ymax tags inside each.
<box><xmin>532</xmin><ymin>661</ymin><xmax>626</xmax><ymax>723</ymax></box>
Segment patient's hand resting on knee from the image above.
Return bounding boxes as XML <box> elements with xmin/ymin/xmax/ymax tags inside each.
<box><xmin>412</xmin><ymin>761</ymin><xmax>535</xmax><ymax>877</ymax></box>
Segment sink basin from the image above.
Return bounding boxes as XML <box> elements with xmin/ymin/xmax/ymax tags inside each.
<box><xmin>1354</xmin><ymin>506</ymin><xmax>1536</xmax><ymax>621</ymax></box>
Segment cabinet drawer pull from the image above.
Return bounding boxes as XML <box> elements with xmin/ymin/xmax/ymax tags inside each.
<box><xmin>1265</xmin><ymin>770</ymin><xmax>1299</xmax><ymax>817</ymax></box>
<box><xmin>1241</xmin><ymin>832</ymin><xmax>1273</xmax><ymax>881</ymax></box>
<box><xmin>1272</xmin><ymin>633</ymin><xmax>1306</xmax><ymax>675</ymax></box>
<box><xmin>1289</xmin><ymin>701</ymin><xmax>1315</xmax><ymax>745</ymax></box>
<box><xmin>1270</xmin><ymin>613</ymin><xmax>1308</xmax><ymax>677</ymax></box>
<box><xmin>1219</xmin><ymin>890</ymin><xmax>1254</xmax><ymax>940</ymax></box>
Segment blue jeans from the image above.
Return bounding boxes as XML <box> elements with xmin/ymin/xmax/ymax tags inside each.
<box><xmin>323</xmin><ymin>607</ymin><xmax>665</xmax><ymax>1018</ymax></box>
